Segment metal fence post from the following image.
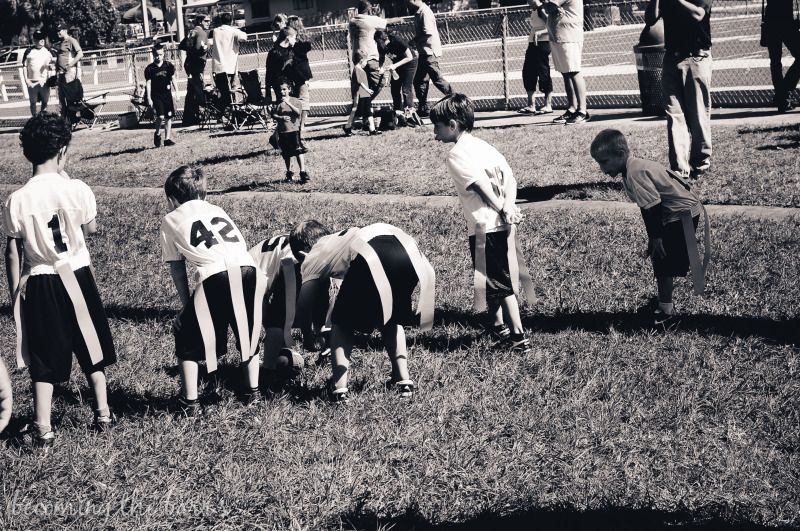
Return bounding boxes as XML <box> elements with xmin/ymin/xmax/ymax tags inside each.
<box><xmin>321</xmin><ymin>28</ymin><xmax>326</xmax><ymax>59</ymax></box>
<box><xmin>501</xmin><ymin>12</ymin><xmax>509</xmax><ymax>110</ymax></box>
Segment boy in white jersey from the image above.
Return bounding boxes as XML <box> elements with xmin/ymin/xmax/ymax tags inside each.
<box><xmin>160</xmin><ymin>165</ymin><xmax>267</xmax><ymax>414</ymax></box>
<box><xmin>3</xmin><ymin>112</ymin><xmax>117</xmax><ymax>447</ymax></box>
<box><xmin>430</xmin><ymin>94</ymin><xmax>535</xmax><ymax>353</ymax></box>
<box><xmin>591</xmin><ymin>129</ymin><xmax>710</xmax><ymax>324</ymax></box>
<box><xmin>290</xmin><ymin>221</ymin><xmax>435</xmax><ymax>402</ymax></box>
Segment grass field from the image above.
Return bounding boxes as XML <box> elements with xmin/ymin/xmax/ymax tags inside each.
<box><xmin>2</xmin><ymin>119</ymin><xmax>798</xmax><ymax>208</ymax></box>
<box><xmin>0</xmin><ymin>186</ymin><xmax>797</xmax><ymax>528</ymax></box>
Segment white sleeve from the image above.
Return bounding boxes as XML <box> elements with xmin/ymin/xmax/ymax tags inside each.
<box><xmin>160</xmin><ymin>219</ymin><xmax>182</xmax><ymax>262</ymax></box>
<box><xmin>78</xmin><ymin>181</ymin><xmax>97</xmax><ymax>225</ymax></box>
<box><xmin>2</xmin><ymin>195</ymin><xmax>21</xmax><ymax>238</ymax></box>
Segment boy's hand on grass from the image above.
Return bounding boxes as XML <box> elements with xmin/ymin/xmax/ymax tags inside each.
<box><xmin>648</xmin><ymin>238</ymin><xmax>666</xmax><ymax>259</ymax></box>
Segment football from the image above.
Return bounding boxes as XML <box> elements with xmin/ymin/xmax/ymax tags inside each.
<box><xmin>275</xmin><ymin>348</ymin><xmax>305</xmax><ymax>371</ymax></box>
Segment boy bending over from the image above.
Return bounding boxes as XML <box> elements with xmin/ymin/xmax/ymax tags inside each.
<box><xmin>160</xmin><ymin>166</ymin><xmax>267</xmax><ymax>414</ymax></box>
<box><xmin>291</xmin><ymin>221</ymin><xmax>435</xmax><ymax>402</ymax></box>
<box><xmin>4</xmin><ymin>112</ymin><xmax>117</xmax><ymax>447</ymax></box>
<box><xmin>590</xmin><ymin>129</ymin><xmax>710</xmax><ymax>323</ymax></box>
<box><xmin>0</xmin><ymin>358</ymin><xmax>12</xmax><ymax>434</ymax></box>
<box><xmin>430</xmin><ymin>93</ymin><xmax>535</xmax><ymax>353</ymax></box>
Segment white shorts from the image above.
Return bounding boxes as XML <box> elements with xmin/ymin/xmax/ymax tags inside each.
<box><xmin>551</xmin><ymin>41</ymin><xmax>583</xmax><ymax>74</ymax></box>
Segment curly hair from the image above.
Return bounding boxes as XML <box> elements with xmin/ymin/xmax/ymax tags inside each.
<box><xmin>164</xmin><ymin>165</ymin><xmax>207</xmax><ymax>204</ymax></box>
<box><xmin>289</xmin><ymin>220</ymin><xmax>331</xmax><ymax>263</ymax></box>
<box><xmin>19</xmin><ymin>112</ymin><xmax>72</xmax><ymax>166</ymax></box>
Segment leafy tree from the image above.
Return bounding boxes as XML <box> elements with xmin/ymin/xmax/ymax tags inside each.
<box><xmin>42</xmin><ymin>0</ymin><xmax>118</xmax><ymax>48</ymax></box>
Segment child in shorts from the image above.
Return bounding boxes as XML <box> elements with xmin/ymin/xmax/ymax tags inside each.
<box><xmin>3</xmin><ymin>112</ymin><xmax>117</xmax><ymax>447</ymax></box>
<box><xmin>145</xmin><ymin>43</ymin><xmax>177</xmax><ymax>148</ymax></box>
<box><xmin>343</xmin><ymin>53</ymin><xmax>379</xmax><ymax>136</ymax></box>
<box><xmin>290</xmin><ymin>221</ymin><xmax>435</xmax><ymax>402</ymax></box>
<box><xmin>271</xmin><ymin>79</ymin><xmax>310</xmax><ymax>184</ymax></box>
<box><xmin>590</xmin><ymin>129</ymin><xmax>709</xmax><ymax>324</ymax></box>
<box><xmin>160</xmin><ymin>165</ymin><xmax>267</xmax><ymax>414</ymax></box>
<box><xmin>0</xmin><ymin>357</ymin><xmax>12</xmax><ymax>434</ymax></box>
<box><xmin>430</xmin><ymin>93</ymin><xmax>535</xmax><ymax>353</ymax></box>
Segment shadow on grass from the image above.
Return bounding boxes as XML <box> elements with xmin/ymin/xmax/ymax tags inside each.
<box><xmin>338</xmin><ymin>506</ymin><xmax>784</xmax><ymax>531</ymax></box>
<box><xmin>428</xmin><ymin>306</ymin><xmax>799</xmax><ymax>348</ymax></box>
<box><xmin>518</xmin><ymin>181</ymin><xmax>622</xmax><ymax>202</ymax></box>
<box><xmin>208</xmin><ymin>180</ymin><xmax>281</xmax><ymax>194</ymax></box>
<box><xmin>195</xmin><ymin>149</ymin><xmax>271</xmax><ymax>166</ymax></box>
<box><xmin>208</xmin><ymin>129</ymin><xmax>266</xmax><ymax>139</ymax></box>
<box><xmin>80</xmin><ymin>146</ymin><xmax>150</xmax><ymax>160</ymax></box>
<box><xmin>737</xmin><ymin>122</ymin><xmax>800</xmax><ymax>135</ymax></box>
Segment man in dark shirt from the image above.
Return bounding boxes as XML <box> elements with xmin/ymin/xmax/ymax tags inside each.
<box><xmin>764</xmin><ymin>0</ymin><xmax>799</xmax><ymax>112</ymax></box>
<box><xmin>646</xmin><ymin>0</ymin><xmax>712</xmax><ymax>179</ymax></box>
<box><xmin>183</xmin><ymin>15</ymin><xmax>210</xmax><ymax>126</ymax></box>
<box><xmin>53</xmin><ymin>22</ymin><xmax>84</xmax><ymax>119</ymax></box>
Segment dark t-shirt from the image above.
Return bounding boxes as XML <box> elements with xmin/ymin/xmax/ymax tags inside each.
<box><xmin>145</xmin><ymin>61</ymin><xmax>175</xmax><ymax>94</ymax></box>
<box><xmin>764</xmin><ymin>0</ymin><xmax>794</xmax><ymax>27</ymax></box>
<box><xmin>661</xmin><ymin>0</ymin><xmax>712</xmax><ymax>53</ymax></box>
<box><xmin>187</xmin><ymin>26</ymin><xmax>208</xmax><ymax>59</ymax></box>
<box><xmin>385</xmin><ymin>35</ymin><xmax>412</xmax><ymax>63</ymax></box>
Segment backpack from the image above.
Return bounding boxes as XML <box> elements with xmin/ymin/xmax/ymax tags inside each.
<box><xmin>178</xmin><ymin>34</ymin><xmax>190</xmax><ymax>52</ymax></box>
<box><xmin>377</xmin><ymin>107</ymin><xmax>397</xmax><ymax>131</ymax></box>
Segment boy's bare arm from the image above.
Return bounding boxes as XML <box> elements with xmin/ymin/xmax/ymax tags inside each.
<box><xmin>81</xmin><ymin>219</ymin><xmax>98</xmax><ymax>238</ymax></box>
<box><xmin>295</xmin><ymin>278</ymin><xmax>324</xmax><ymax>342</ymax></box>
<box><xmin>168</xmin><ymin>260</ymin><xmax>191</xmax><ymax>307</ymax></box>
<box><xmin>0</xmin><ymin>357</ymin><xmax>11</xmax><ymax>434</ymax></box>
<box><xmin>468</xmin><ymin>180</ymin><xmax>505</xmax><ymax>212</ymax></box>
<box><xmin>5</xmin><ymin>237</ymin><xmax>23</xmax><ymax>298</ymax></box>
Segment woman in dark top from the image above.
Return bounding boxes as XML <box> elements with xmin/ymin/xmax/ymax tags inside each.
<box><xmin>265</xmin><ymin>29</ymin><xmax>293</xmax><ymax>103</ymax></box>
<box><xmin>375</xmin><ymin>29</ymin><xmax>417</xmax><ymax>117</ymax></box>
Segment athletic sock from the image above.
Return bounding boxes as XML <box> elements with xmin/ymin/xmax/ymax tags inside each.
<box><xmin>34</xmin><ymin>422</ymin><xmax>51</xmax><ymax>437</ymax></box>
<box><xmin>95</xmin><ymin>407</ymin><xmax>110</xmax><ymax>418</ymax></box>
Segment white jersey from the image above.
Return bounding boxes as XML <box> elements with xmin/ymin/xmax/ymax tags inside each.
<box><xmin>301</xmin><ymin>223</ymin><xmax>419</xmax><ymax>283</ymax></box>
<box><xmin>248</xmin><ymin>233</ymin><xmax>296</xmax><ymax>292</ymax></box>
<box><xmin>160</xmin><ymin>199</ymin><xmax>254</xmax><ymax>282</ymax></box>
<box><xmin>3</xmin><ymin>172</ymin><xmax>95</xmax><ymax>276</ymax></box>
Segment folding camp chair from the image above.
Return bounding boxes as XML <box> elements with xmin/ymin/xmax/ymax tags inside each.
<box><xmin>129</xmin><ymin>84</ymin><xmax>154</xmax><ymax>124</ymax></box>
<box><xmin>234</xmin><ymin>69</ymin><xmax>271</xmax><ymax>129</ymax></box>
<box><xmin>60</xmin><ymin>78</ymin><xmax>109</xmax><ymax>130</ymax></box>
<box><xmin>198</xmin><ymin>84</ymin><xmax>228</xmax><ymax>130</ymax></box>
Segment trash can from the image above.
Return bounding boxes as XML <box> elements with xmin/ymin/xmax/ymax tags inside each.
<box><xmin>118</xmin><ymin>111</ymin><xmax>139</xmax><ymax>129</ymax></box>
<box><xmin>633</xmin><ymin>20</ymin><xmax>665</xmax><ymax>116</ymax></box>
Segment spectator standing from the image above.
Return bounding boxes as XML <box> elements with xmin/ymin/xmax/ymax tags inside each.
<box><xmin>23</xmin><ymin>30</ymin><xmax>54</xmax><ymax>116</ymax></box>
<box><xmin>518</xmin><ymin>0</ymin><xmax>553</xmax><ymax>114</ymax></box>
<box><xmin>344</xmin><ymin>53</ymin><xmax>379</xmax><ymax>135</ymax></box>
<box><xmin>646</xmin><ymin>0</ymin><xmax>713</xmax><ymax>179</ymax></box>
<box><xmin>182</xmin><ymin>14</ymin><xmax>210</xmax><ymax>126</ymax></box>
<box><xmin>349</xmin><ymin>0</ymin><xmax>388</xmax><ymax>98</ymax></box>
<box><xmin>764</xmin><ymin>0</ymin><xmax>799</xmax><ymax>112</ymax></box>
<box><xmin>407</xmin><ymin>0</ymin><xmax>453</xmax><ymax>116</ymax></box>
<box><xmin>286</xmin><ymin>17</ymin><xmax>314</xmax><ymax>132</ymax></box>
<box><xmin>145</xmin><ymin>43</ymin><xmax>177</xmax><ymax>147</ymax></box>
<box><xmin>210</xmin><ymin>12</ymin><xmax>248</xmax><ymax>106</ymax></box>
<box><xmin>53</xmin><ymin>23</ymin><xmax>83</xmax><ymax>118</ymax></box>
<box><xmin>265</xmin><ymin>28</ymin><xmax>294</xmax><ymax>104</ymax></box>
<box><xmin>375</xmin><ymin>29</ymin><xmax>418</xmax><ymax>122</ymax></box>
<box><xmin>544</xmin><ymin>0</ymin><xmax>589</xmax><ymax>123</ymax></box>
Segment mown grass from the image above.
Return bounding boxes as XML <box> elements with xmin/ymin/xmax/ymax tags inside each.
<box><xmin>0</xmin><ymin>120</ymin><xmax>798</xmax><ymax>207</ymax></box>
<box><xmin>0</xmin><ymin>193</ymin><xmax>798</xmax><ymax>529</ymax></box>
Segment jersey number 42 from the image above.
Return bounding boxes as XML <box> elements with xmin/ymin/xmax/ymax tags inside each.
<box><xmin>189</xmin><ymin>217</ymin><xmax>240</xmax><ymax>248</ymax></box>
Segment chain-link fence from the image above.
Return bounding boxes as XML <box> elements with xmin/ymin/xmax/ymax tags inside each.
<box><xmin>0</xmin><ymin>1</ymin><xmax>787</xmax><ymax>127</ymax></box>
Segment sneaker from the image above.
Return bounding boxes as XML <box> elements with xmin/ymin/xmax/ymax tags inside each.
<box><xmin>176</xmin><ymin>396</ymin><xmax>201</xmax><ymax>417</ymax></box>
<box><xmin>552</xmin><ymin>110</ymin><xmax>574</xmax><ymax>124</ymax></box>
<box><xmin>689</xmin><ymin>167</ymin><xmax>708</xmax><ymax>180</ymax></box>
<box><xmin>153</xmin><ymin>132</ymin><xmax>162</xmax><ymax>147</ymax></box>
<box><xmin>368</xmin><ymin>129</ymin><xmax>382</xmax><ymax>136</ymax></box>
<box><xmin>33</xmin><ymin>430</ymin><xmax>56</xmax><ymax>448</ymax></box>
<box><xmin>299</xmin><ymin>171</ymin><xmax>311</xmax><ymax>183</ymax></box>
<box><xmin>566</xmin><ymin>111</ymin><xmax>591</xmax><ymax>124</ymax></box>
<box><xmin>285</xmin><ymin>170</ymin><xmax>294</xmax><ymax>183</ymax></box>
<box><xmin>93</xmin><ymin>409</ymin><xmax>117</xmax><ymax>432</ymax></box>
<box><xmin>487</xmin><ymin>323</ymin><xmax>511</xmax><ymax>346</ymax></box>
<box><xmin>777</xmin><ymin>100</ymin><xmax>795</xmax><ymax>113</ymax></box>
<box><xmin>508</xmin><ymin>334</ymin><xmax>532</xmax><ymax>354</ymax></box>
<box><xmin>386</xmin><ymin>378</ymin><xmax>415</xmax><ymax>398</ymax></box>
<box><xmin>342</xmin><ymin>125</ymin><xmax>353</xmax><ymax>137</ymax></box>
<box><xmin>417</xmin><ymin>105</ymin><xmax>430</xmax><ymax>117</ymax></box>
<box><xmin>164</xmin><ymin>138</ymin><xmax>176</xmax><ymax>147</ymax></box>
<box><xmin>330</xmin><ymin>387</ymin><xmax>349</xmax><ymax>403</ymax></box>
<box><xmin>242</xmin><ymin>387</ymin><xmax>261</xmax><ymax>406</ymax></box>
<box><xmin>653</xmin><ymin>308</ymin><xmax>676</xmax><ymax>326</ymax></box>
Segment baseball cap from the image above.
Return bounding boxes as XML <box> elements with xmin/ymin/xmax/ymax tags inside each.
<box><xmin>33</xmin><ymin>30</ymin><xmax>46</xmax><ymax>40</ymax></box>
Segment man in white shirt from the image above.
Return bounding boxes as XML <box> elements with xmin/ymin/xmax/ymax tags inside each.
<box><xmin>407</xmin><ymin>0</ymin><xmax>452</xmax><ymax>116</ymax></box>
<box><xmin>23</xmin><ymin>30</ymin><xmax>54</xmax><ymax>116</ymax></box>
<box><xmin>210</xmin><ymin>12</ymin><xmax>248</xmax><ymax>105</ymax></box>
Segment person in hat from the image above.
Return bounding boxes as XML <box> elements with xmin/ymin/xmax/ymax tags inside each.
<box><xmin>22</xmin><ymin>30</ymin><xmax>54</xmax><ymax>116</ymax></box>
<box><xmin>53</xmin><ymin>22</ymin><xmax>83</xmax><ymax>119</ymax></box>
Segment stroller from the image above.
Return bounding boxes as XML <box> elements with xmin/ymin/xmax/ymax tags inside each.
<box><xmin>60</xmin><ymin>78</ymin><xmax>108</xmax><ymax>130</ymax></box>
<box><xmin>198</xmin><ymin>84</ymin><xmax>229</xmax><ymax>130</ymax></box>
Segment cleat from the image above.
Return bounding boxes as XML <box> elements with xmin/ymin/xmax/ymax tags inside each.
<box><xmin>285</xmin><ymin>170</ymin><xmax>294</xmax><ymax>182</ymax></box>
<box><xmin>330</xmin><ymin>387</ymin><xmax>349</xmax><ymax>403</ymax></box>
<box><xmin>153</xmin><ymin>132</ymin><xmax>162</xmax><ymax>147</ymax></box>
<box><xmin>176</xmin><ymin>396</ymin><xmax>201</xmax><ymax>418</ymax></box>
<box><xmin>654</xmin><ymin>308</ymin><xmax>676</xmax><ymax>326</ymax></box>
<box><xmin>93</xmin><ymin>409</ymin><xmax>117</xmax><ymax>432</ymax></box>
<box><xmin>508</xmin><ymin>334</ymin><xmax>532</xmax><ymax>354</ymax></box>
<box><xmin>386</xmin><ymin>378</ymin><xmax>415</xmax><ymax>398</ymax></box>
<box><xmin>299</xmin><ymin>171</ymin><xmax>311</xmax><ymax>183</ymax></box>
<box><xmin>164</xmin><ymin>138</ymin><xmax>176</xmax><ymax>147</ymax></box>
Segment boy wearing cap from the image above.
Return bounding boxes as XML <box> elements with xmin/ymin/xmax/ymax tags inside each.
<box><xmin>23</xmin><ymin>30</ymin><xmax>54</xmax><ymax>116</ymax></box>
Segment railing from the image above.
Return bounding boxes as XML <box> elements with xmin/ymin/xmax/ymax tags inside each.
<box><xmin>0</xmin><ymin>1</ymin><xmax>785</xmax><ymax>127</ymax></box>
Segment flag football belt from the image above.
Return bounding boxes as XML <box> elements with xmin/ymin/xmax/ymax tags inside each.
<box><xmin>473</xmin><ymin>223</ymin><xmax>536</xmax><ymax>312</ymax></box>
<box><xmin>279</xmin><ymin>257</ymin><xmax>297</xmax><ymax>347</ymax></box>
<box><xmin>14</xmin><ymin>256</ymin><xmax>102</xmax><ymax>369</ymax></box>
<box><xmin>349</xmin><ymin>227</ymin><xmax>436</xmax><ymax>331</ymax></box>
<box><xmin>193</xmin><ymin>258</ymin><xmax>267</xmax><ymax>373</ymax></box>
<box><xmin>679</xmin><ymin>206</ymin><xmax>712</xmax><ymax>295</ymax></box>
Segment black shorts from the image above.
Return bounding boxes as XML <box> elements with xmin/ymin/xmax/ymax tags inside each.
<box><xmin>278</xmin><ymin>131</ymin><xmax>303</xmax><ymax>158</ymax></box>
<box><xmin>469</xmin><ymin>229</ymin><xmax>515</xmax><ymax>302</ymax></box>
<box><xmin>331</xmin><ymin>235</ymin><xmax>419</xmax><ymax>333</ymax></box>
<box><xmin>652</xmin><ymin>216</ymin><xmax>699</xmax><ymax>277</ymax></box>
<box><xmin>173</xmin><ymin>266</ymin><xmax>258</xmax><ymax>362</ymax></box>
<box><xmin>22</xmin><ymin>268</ymin><xmax>116</xmax><ymax>384</ymax></box>
<box><xmin>263</xmin><ymin>263</ymin><xmax>302</xmax><ymax>328</ymax></box>
<box><xmin>356</xmin><ymin>95</ymin><xmax>373</xmax><ymax>118</ymax></box>
<box><xmin>152</xmin><ymin>91</ymin><xmax>174</xmax><ymax>118</ymax></box>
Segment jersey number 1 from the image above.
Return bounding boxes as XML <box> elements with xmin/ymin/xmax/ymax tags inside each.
<box><xmin>47</xmin><ymin>214</ymin><xmax>68</xmax><ymax>253</ymax></box>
